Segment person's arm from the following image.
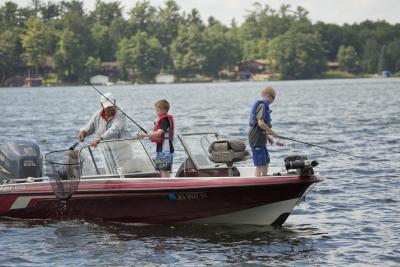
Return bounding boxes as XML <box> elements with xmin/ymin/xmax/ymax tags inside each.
<box><xmin>256</xmin><ymin>104</ymin><xmax>278</xmax><ymax>138</ymax></box>
<box><xmin>138</xmin><ymin>118</ymin><xmax>167</xmax><ymax>139</ymax></box>
<box><xmin>139</xmin><ymin>129</ymin><xmax>163</xmax><ymax>139</ymax></box>
<box><xmin>258</xmin><ymin>119</ymin><xmax>278</xmax><ymax>137</ymax></box>
<box><xmin>78</xmin><ymin>112</ymin><xmax>98</xmax><ymax>140</ymax></box>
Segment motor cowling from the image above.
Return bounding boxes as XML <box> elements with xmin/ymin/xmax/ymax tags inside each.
<box><xmin>0</xmin><ymin>141</ymin><xmax>42</xmax><ymax>181</ymax></box>
<box><xmin>284</xmin><ymin>155</ymin><xmax>318</xmax><ymax>178</ymax></box>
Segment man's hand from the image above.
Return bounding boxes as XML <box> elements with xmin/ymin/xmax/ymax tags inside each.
<box><xmin>91</xmin><ymin>139</ymin><xmax>101</xmax><ymax>147</ymax></box>
<box><xmin>77</xmin><ymin>130</ymin><xmax>87</xmax><ymax>141</ymax></box>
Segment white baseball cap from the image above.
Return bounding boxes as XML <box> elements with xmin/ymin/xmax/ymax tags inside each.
<box><xmin>101</xmin><ymin>92</ymin><xmax>115</xmax><ymax>108</ymax></box>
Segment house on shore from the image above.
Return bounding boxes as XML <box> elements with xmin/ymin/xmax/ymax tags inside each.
<box><xmin>90</xmin><ymin>75</ymin><xmax>109</xmax><ymax>85</ymax></box>
<box><xmin>24</xmin><ymin>77</ymin><xmax>43</xmax><ymax>87</ymax></box>
<box><xmin>155</xmin><ymin>74</ymin><xmax>175</xmax><ymax>84</ymax></box>
<box><xmin>327</xmin><ymin>62</ymin><xmax>339</xmax><ymax>71</ymax></box>
<box><xmin>235</xmin><ymin>59</ymin><xmax>275</xmax><ymax>80</ymax></box>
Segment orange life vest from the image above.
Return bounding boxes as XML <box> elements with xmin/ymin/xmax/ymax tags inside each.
<box><xmin>151</xmin><ymin>114</ymin><xmax>174</xmax><ymax>144</ymax></box>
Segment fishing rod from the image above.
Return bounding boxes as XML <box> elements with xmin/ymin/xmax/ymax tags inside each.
<box><xmin>69</xmin><ymin>142</ymin><xmax>80</xmax><ymax>150</ymax></box>
<box><xmin>88</xmin><ymin>83</ymin><xmax>148</xmax><ymax>133</ymax></box>
<box><xmin>278</xmin><ymin>135</ymin><xmax>392</xmax><ymax>166</ymax></box>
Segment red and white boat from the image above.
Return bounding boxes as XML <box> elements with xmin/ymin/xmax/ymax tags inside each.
<box><xmin>0</xmin><ymin>133</ymin><xmax>322</xmax><ymax>226</ymax></box>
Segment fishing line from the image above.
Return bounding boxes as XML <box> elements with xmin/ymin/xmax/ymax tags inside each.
<box><xmin>278</xmin><ymin>135</ymin><xmax>393</xmax><ymax>166</ymax></box>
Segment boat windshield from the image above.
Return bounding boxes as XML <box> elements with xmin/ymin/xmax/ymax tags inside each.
<box><xmin>78</xmin><ymin>138</ymin><xmax>157</xmax><ymax>177</ymax></box>
<box><xmin>178</xmin><ymin>133</ymin><xmax>221</xmax><ymax>170</ymax></box>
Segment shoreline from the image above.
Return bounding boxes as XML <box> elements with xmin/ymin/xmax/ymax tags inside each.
<box><xmin>1</xmin><ymin>75</ymin><xmax>398</xmax><ymax>89</ymax></box>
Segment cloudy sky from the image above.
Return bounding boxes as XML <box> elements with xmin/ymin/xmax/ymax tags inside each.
<box><xmin>6</xmin><ymin>0</ymin><xmax>400</xmax><ymax>25</ymax></box>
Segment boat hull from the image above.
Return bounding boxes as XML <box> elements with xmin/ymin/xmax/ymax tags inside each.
<box><xmin>0</xmin><ymin>175</ymin><xmax>321</xmax><ymax>226</ymax></box>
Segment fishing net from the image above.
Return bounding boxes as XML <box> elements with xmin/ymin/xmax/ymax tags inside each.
<box><xmin>44</xmin><ymin>149</ymin><xmax>82</xmax><ymax>201</ymax></box>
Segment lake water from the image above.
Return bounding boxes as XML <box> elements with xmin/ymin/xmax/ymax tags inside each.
<box><xmin>0</xmin><ymin>78</ymin><xmax>399</xmax><ymax>266</ymax></box>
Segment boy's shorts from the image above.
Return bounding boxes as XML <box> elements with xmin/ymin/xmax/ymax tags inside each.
<box><xmin>251</xmin><ymin>146</ymin><xmax>270</xmax><ymax>166</ymax></box>
<box><xmin>155</xmin><ymin>152</ymin><xmax>174</xmax><ymax>171</ymax></box>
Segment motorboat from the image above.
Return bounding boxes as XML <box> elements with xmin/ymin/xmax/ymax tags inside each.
<box><xmin>0</xmin><ymin>133</ymin><xmax>322</xmax><ymax>226</ymax></box>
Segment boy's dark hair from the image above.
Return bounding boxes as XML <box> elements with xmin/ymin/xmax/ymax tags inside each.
<box><xmin>155</xmin><ymin>99</ymin><xmax>170</xmax><ymax>112</ymax></box>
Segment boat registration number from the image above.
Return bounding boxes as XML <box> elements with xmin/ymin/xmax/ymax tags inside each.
<box><xmin>168</xmin><ymin>192</ymin><xmax>208</xmax><ymax>201</ymax></box>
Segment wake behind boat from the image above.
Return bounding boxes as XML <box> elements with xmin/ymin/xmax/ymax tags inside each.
<box><xmin>0</xmin><ymin>133</ymin><xmax>322</xmax><ymax>226</ymax></box>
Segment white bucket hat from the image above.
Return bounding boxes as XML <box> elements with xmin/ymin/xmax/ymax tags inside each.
<box><xmin>101</xmin><ymin>92</ymin><xmax>115</xmax><ymax>108</ymax></box>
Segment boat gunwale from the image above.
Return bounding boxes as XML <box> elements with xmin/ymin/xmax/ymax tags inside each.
<box><xmin>0</xmin><ymin>173</ymin><xmax>323</xmax><ymax>195</ymax></box>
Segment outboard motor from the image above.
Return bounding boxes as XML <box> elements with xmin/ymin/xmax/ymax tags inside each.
<box><xmin>284</xmin><ymin>155</ymin><xmax>318</xmax><ymax>178</ymax></box>
<box><xmin>0</xmin><ymin>141</ymin><xmax>42</xmax><ymax>182</ymax></box>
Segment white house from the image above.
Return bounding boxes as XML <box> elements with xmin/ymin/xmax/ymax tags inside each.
<box><xmin>90</xmin><ymin>75</ymin><xmax>109</xmax><ymax>85</ymax></box>
<box><xmin>155</xmin><ymin>74</ymin><xmax>175</xmax><ymax>84</ymax></box>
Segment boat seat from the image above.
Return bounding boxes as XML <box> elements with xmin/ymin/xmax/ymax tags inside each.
<box><xmin>208</xmin><ymin>139</ymin><xmax>249</xmax><ymax>166</ymax></box>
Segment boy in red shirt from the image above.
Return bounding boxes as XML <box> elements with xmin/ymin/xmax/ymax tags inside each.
<box><xmin>139</xmin><ymin>100</ymin><xmax>174</xmax><ymax>177</ymax></box>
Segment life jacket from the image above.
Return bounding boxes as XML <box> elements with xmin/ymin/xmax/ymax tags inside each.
<box><xmin>151</xmin><ymin>114</ymin><xmax>175</xmax><ymax>144</ymax></box>
<box><xmin>249</xmin><ymin>100</ymin><xmax>272</xmax><ymax>128</ymax></box>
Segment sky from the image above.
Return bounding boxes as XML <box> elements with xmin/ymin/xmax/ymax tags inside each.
<box><xmin>5</xmin><ymin>0</ymin><xmax>400</xmax><ymax>26</ymax></box>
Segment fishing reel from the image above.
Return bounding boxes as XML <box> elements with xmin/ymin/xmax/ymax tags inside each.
<box><xmin>284</xmin><ymin>155</ymin><xmax>318</xmax><ymax>178</ymax></box>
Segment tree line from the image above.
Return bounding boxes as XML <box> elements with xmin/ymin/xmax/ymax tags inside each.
<box><xmin>1</xmin><ymin>0</ymin><xmax>400</xmax><ymax>85</ymax></box>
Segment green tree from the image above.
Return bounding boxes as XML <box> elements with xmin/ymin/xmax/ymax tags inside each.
<box><xmin>116</xmin><ymin>32</ymin><xmax>164</xmax><ymax>82</ymax></box>
<box><xmin>201</xmin><ymin>22</ymin><xmax>241</xmax><ymax>77</ymax></box>
<box><xmin>361</xmin><ymin>39</ymin><xmax>380</xmax><ymax>73</ymax></box>
<box><xmin>30</xmin><ymin>0</ymin><xmax>42</xmax><ymax>15</ymax></box>
<box><xmin>378</xmin><ymin>45</ymin><xmax>391</xmax><ymax>71</ymax></box>
<box><xmin>387</xmin><ymin>39</ymin><xmax>400</xmax><ymax>72</ymax></box>
<box><xmin>39</xmin><ymin>1</ymin><xmax>61</xmax><ymax>21</ymax></box>
<box><xmin>154</xmin><ymin>0</ymin><xmax>181</xmax><ymax>47</ymax></box>
<box><xmin>109</xmin><ymin>17</ymin><xmax>130</xmax><ymax>55</ymax></box>
<box><xmin>88</xmin><ymin>1</ymin><xmax>123</xmax><ymax>61</ymax></box>
<box><xmin>268</xmin><ymin>22</ymin><xmax>326</xmax><ymax>79</ymax></box>
<box><xmin>185</xmin><ymin>8</ymin><xmax>204</xmax><ymax>29</ymax></box>
<box><xmin>0</xmin><ymin>30</ymin><xmax>21</xmax><ymax>85</ymax></box>
<box><xmin>170</xmin><ymin>24</ymin><xmax>204</xmax><ymax>76</ymax></box>
<box><xmin>91</xmin><ymin>22</ymin><xmax>113</xmax><ymax>60</ymax></box>
<box><xmin>153</xmin><ymin>0</ymin><xmax>182</xmax><ymax>71</ymax></box>
<box><xmin>242</xmin><ymin>39</ymin><xmax>268</xmax><ymax>60</ymax></box>
<box><xmin>90</xmin><ymin>0</ymin><xmax>122</xmax><ymax>26</ymax></box>
<box><xmin>337</xmin><ymin>45</ymin><xmax>359</xmax><ymax>73</ymax></box>
<box><xmin>54</xmin><ymin>1</ymin><xmax>92</xmax><ymax>82</ymax></box>
<box><xmin>314</xmin><ymin>22</ymin><xmax>344</xmax><ymax>61</ymax></box>
<box><xmin>21</xmin><ymin>17</ymin><xmax>54</xmax><ymax>75</ymax></box>
<box><xmin>240</xmin><ymin>3</ymin><xmax>303</xmax><ymax>41</ymax></box>
<box><xmin>0</xmin><ymin>2</ymin><xmax>20</xmax><ymax>31</ymax></box>
<box><xmin>128</xmin><ymin>1</ymin><xmax>157</xmax><ymax>36</ymax></box>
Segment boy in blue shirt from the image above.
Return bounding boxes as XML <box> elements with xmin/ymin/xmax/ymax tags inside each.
<box><xmin>248</xmin><ymin>87</ymin><xmax>279</xmax><ymax>176</ymax></box>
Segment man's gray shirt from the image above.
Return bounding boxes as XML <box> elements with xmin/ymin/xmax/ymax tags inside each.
<box><xmin>80</xmin><ymin>109</ymin><xmax>131</xmax><ymax>140</ymax></box>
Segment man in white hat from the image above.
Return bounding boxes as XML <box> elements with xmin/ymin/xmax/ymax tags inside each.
<box><xmin>77</xmin><ymin>92</ymin><xmax>131</xmax><ymax>147</ymax></box>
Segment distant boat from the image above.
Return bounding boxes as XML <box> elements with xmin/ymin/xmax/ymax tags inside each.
<box><xmin>382</xmin><ymin>70</ymin><xmax>391</xmax><ymax>78</ymax></box>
